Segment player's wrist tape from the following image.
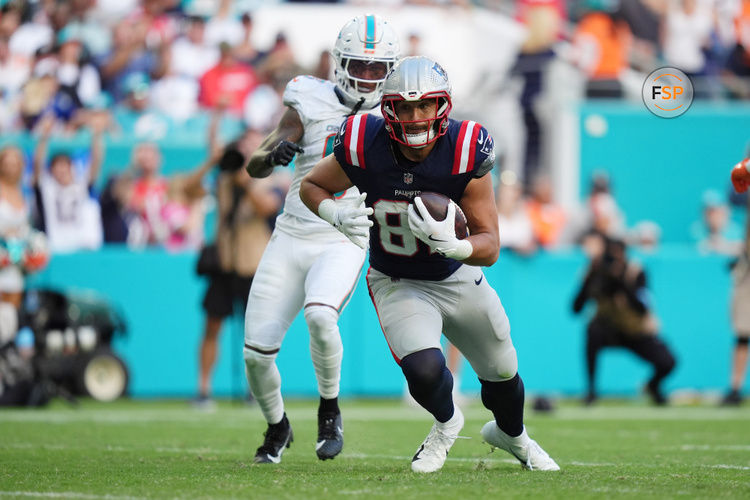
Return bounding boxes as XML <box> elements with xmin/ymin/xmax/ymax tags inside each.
<box><xmin>441</xmin><ymin>239</ymin><xmax>473</xmax><ymax>260</ymax></box>
<box><xmin>318</xmin><ymin>198</ymin><xmax>338</xmax><ymax>227</ymax></box>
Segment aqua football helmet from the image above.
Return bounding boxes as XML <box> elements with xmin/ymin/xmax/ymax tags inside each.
<box><xmin>332</xmin><ymin>14</ymin><xmax>401</xmax><ymax>109</ymax></box>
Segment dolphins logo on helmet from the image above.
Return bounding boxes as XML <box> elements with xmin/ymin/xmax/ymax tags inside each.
<box><xmin>332</xmin><ymin>14</ymin><xmax>401</xmax><ymax>109</ymax></box>
<box><xmin>380</xmin><ymin>56</ymin><xmax>452</xmax><ymax>148</ymax></box>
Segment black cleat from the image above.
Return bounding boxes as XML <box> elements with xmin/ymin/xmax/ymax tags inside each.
<box><xmin>583</xmin><ymin>391</ymin><xmax>598</xmax><ymax>406</ymax></box>
<box><xmin>316</xmin><ymin>411</ymin><xmax>343</xmax><ymax>460</ymax></box>
<box><xmin>645</xmin><ymin>380</ymin><xmax>668</xmax><ymax>406</ymax></box>
<box><xmin>253</xmin><ymin>414</ymin><xmax>293</xmax><ymax>464</ymax></box>
<box><xmin>721</xmin><ymin>390</ymin><xmax>743</xmax><ymax>406</ymax></box>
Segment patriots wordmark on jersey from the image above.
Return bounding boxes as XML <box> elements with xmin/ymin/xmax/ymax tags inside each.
<box><xmin>333</xmin><ymin>113</ymin><xmax>495</xmax><ymax>280</ymax></box>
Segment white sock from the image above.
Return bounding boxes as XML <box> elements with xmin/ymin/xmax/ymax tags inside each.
<box><xmin>505</xmin><ymin>426</ymin><xmax>530</xmax><ymax>446</ymax></box>
<box><xmin>437</xmin><ymin>406</ymin><xmax>463</xmax><ymax>432</ymax></box>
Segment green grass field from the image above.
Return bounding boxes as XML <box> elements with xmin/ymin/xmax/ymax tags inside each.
<box><xmin>1</xmin><ymin>398</ymin><xmax>749</xmax><ymax>499</ymax></box>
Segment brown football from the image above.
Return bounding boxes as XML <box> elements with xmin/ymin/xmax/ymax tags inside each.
<box><xmin>417</xmin><ymin>191</ymin><xmax>469</xmax><ymax>239</ymax></box>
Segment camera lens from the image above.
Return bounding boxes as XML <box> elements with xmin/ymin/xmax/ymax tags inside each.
<box><xmin>219</xmin><ymin>144</ymin><xmax>245</xmax><ymax>172</ymax></box>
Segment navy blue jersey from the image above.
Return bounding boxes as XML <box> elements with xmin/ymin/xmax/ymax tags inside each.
<box><xmin>333</xmin><ymin>114</ymin><xmax>495</xmax><ymax>280</ymax></box>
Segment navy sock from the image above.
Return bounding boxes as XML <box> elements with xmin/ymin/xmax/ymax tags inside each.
<box><xmin>480</xmin><ymin>373</ymin><xmax>525</xmax><ymax>437</ymax></box>
<box><xmin>401</xmin><ymin>348</ymin><xmax>454</xmax><ymax>423</ymax></box>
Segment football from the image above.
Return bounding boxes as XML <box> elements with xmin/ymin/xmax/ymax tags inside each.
<box><xmin>416</xmin><ymin>191</ymin><xmax>469</xmax><ymax>239</ymax></box>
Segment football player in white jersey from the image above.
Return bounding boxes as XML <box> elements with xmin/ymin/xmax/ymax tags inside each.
<box><xmin>242</xmin><ymin>14</ymin><xmax>400</xmax><ymax>464</ymax></box>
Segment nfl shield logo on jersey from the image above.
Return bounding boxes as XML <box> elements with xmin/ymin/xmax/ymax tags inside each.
<box><xmin>403</xmin><ymin>173</ymin><xmax>413</xmax><ymax>184</ymax></box>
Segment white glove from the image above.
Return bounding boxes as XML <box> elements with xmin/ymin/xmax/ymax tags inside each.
<box><xmin>318</xmin><ymin>192</ymin><xmax>373</xmax><ymax>249</ymax></box>
<box><xmin>407</xmin><ymin>196</ymin><xmax>473</xmax><ymax>260</ymax></box>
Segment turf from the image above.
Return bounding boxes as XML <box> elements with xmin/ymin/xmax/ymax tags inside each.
<box><xmin>1</xmin><ymin>398</ymin><xmax>749</xmax><ymax>499</ymax></box>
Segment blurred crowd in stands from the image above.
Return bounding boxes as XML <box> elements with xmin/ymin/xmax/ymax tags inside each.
<box><xmin>566</xmin><ymin>0</ymin><xmax>750</xmax><ymax>100</ymax></box>
<box><xmin>0</xmin><ymin>0</ymin><xmax>747</xmax><ymax>259</ymax></box>
<box><xmin>1</xmin><ymin>0</ymin><xmax>747</xmax><ymax>133</ymax></box>
<box><xmin>496</xmin><ymin>167</ymin><xmax>747</xmax><ymax>258</ymax></box>
<box><xmin>0</xmin><ymin>0</ymin><xmax>312</xmax><ymax>136</ymax></box>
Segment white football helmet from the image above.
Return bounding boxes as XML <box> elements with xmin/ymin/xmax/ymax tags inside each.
<box><xmin>332</xmin><ymin>14</ymin><xmax>401</xmax><ymax>109</ymax></box>
<box><xmin>381</xmin><ymin>56</ymin><xmax>452</xmax><ymax>148</ymax></box>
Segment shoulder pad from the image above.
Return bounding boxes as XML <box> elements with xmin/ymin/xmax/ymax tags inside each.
<box><xmin>334</xmin><ymin>113</ymin><xmax>384</xmax><ymax>169</ymax></box>
<box><xmin>282</xmin><ymin>75</ymin><xmax>332</xmax><ymax>111</ymax></box>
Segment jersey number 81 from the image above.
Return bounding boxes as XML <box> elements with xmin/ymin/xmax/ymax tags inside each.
<box><xmin>372</xmin><ymin>200</ymin><xmax>418</xmax><ymax>256</ymax></box>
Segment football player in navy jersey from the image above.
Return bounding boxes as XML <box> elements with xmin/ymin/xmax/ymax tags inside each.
<box><xmin>300</xmin><ymin>56</ymin><xmax>559</xmax><ymax>473</ymax></box>
<box><xmin>241</xmin><ymin>15</ymin><xmax>400</xmax><ymax>464</ymax></box>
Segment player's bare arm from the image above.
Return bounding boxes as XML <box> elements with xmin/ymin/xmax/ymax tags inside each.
<box><xmin>459</xmin><ymin>174</ymin><xmax>500</xmax><ymax>267</ymax></box>
<box><xmin>299</xmin><ymin>154</ymin><xmax>354</xmax><ymax>214</ymax></box>
<box><xmin>32</xmin><ymin>115</ymin><xmax>55</xmax><ymax>186</ymax></box>
<box><xmin>87</xmin><ymin>112</ymin><xmax>109</xmax><ymax>188</ymax></box>
<box><xmin>246</xmin><ymin>107</ymin><xmax>304</xmax><ymax>178</ymax></box>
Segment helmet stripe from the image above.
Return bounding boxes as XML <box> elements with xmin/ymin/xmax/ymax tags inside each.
<box><xmin>364</xmin><ymin>15</ymin><xmax>376</xmax><ymax>50</ymax></box>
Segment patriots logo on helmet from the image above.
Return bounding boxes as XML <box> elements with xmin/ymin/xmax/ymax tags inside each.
<box><xmin>480</xmin><ymin>135</ymin><xmax>494</xmax><ymax>155</ymax></box>
<box><xmin>432</xmin><ymin>63</ymin><xmax>447</xmax><ymax>80</ymax></box>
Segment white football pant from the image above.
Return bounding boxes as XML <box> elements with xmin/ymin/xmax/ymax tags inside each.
<box><xmin>244</xmin><ymin>228</ymin><xmax>366</xmax><ymax>424</ymax></box>
<box><xmin>366</xmin><ymin>265</ymin><xmax>517</xmax><ymax>382</ymax></box>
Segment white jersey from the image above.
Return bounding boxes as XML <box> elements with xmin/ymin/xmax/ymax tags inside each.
<box><xmin>38</xmin><ymin>173</ymin><xmax>103</xmax><ymax>253</ymax></box>
<box><xmin>274</xmin><ymin>76</ymin><xmax>377</xmax><ymax>238</ymax></box>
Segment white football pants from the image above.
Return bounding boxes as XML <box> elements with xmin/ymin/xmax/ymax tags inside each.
<box><xmin>243</xmin><ymin>228</ymin><xmax>366</xmax><ymax>424</ymax></box>
<box><xmin>366</xmin><ymin>264</ymin><xmax>517</xmax><ymax>382</ymax></box>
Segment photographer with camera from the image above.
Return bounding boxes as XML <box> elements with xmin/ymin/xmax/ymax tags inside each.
<box><xmin>194</xmin><ymin>122</ymin><xmax>286</xmax><ymax>409</ymax></box>
<box><xmin>572</xmin><ymin>233</ymin><xmax>676</xmax><ymax>405</ymax></box>
<box><xmin>723</xmin><ymin>158</ymin><xmax>750</xmax><ymax>405</ymax></box>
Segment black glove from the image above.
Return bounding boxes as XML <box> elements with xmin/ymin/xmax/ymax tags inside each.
<box><xmin>266</xmin><ymin>140</ymin><xmax>304</xmax><ymax>166</ymax></box>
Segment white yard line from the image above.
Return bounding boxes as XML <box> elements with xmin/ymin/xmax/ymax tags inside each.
<box><xmin>0</xmin><ymin>492</ymin><xmax>144</xmax><ymax>500</ymax></box>
<box><xmin>702</xmin><ymin>464</ymin><xmax>750</xmax><ymax>470</ymax></box>
<box><xmin>1</xmin><ymin>404</ymin><xmax>749</xmax><ymax>425</ymax></box>
<box><xmin>680</xmin><ymin>444</ymin><xmax>750</xmax><ymax>451</ymax></box>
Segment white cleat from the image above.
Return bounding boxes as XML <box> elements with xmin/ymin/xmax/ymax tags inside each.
<box><xmin>411</xmin><ymin>406</ymin><xmax>465</xmax><ymax>473</ymax></box>
<box><xmin>480</xmin><ymin>421</ymin><xmax>560</xmax><ymax>471</ymax></box>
